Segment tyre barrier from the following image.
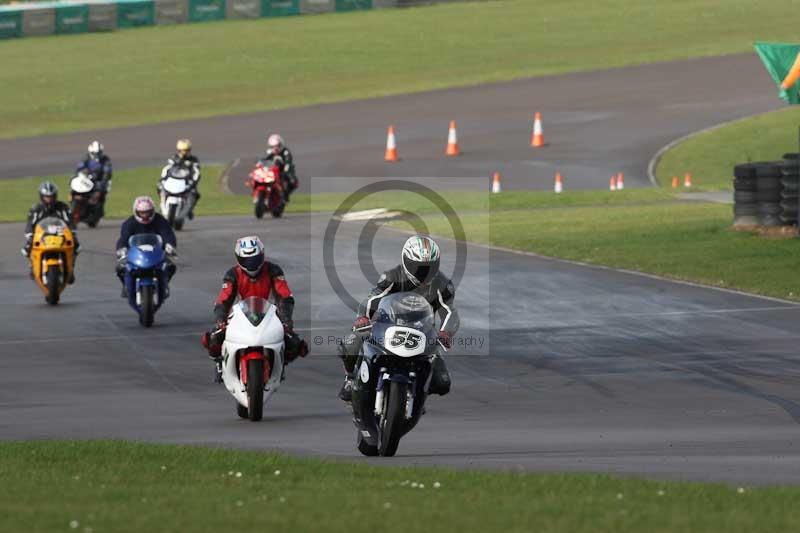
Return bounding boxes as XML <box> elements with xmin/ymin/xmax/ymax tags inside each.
<box><xmin>734</xmin><ymin>159</ymin><xmax>800</xmax><ymax>228</ymax></box>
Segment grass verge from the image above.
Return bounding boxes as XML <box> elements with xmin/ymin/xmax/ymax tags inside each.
<box><xmin>4</xmin><ymin>0</ymin><xmax>800</xmax><ymax>137</ymax></box>
<box><xmin>1</xmin><ymin>440</ymin><xmax>798</xmax><ymax>533</ymax></box>
<box><xmin>655</xmin><ymin>106</ymin><xmax>800</xmax><ymax>191</ymax></box>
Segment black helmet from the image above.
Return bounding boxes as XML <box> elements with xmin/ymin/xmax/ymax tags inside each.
<box><xmin>401</xmin><ymin>235</ymin><xmax>440</xmax><ymax>285</ymax></box>
<box><xmin>39</xmin><ymin>181</ymin><xmax>58</xmax><ymax>205</ymax></box>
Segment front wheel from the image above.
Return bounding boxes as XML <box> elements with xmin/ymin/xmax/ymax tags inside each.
<box><xmin>379</xmin><ymin>381</ymin><xmax>408</xmax><ymax>457</ymax></box>
<box><xmin>174</xmin><ymin>219</ymin><xmax>184</xmax><ymax>231</ymax></box>
<box><xmin>254</xmin><ymin>191</ymin><xmax>266</xmax><ymax>219</ymax></box>
<box><xmin>139</xmin><ymin>284</ymin><xmax>154</xmax><ymax>328</ymax></box>
<box><xmin>167</xmin><ymin>204</ymin><xmax>177</xmax><ymax>227</ymax></box>
<box><xmin>45</xmin><ymin>268</ymin><xmax>60</xmax><ymax>305</ymax></box>
<box><xmin>247</xmin><ymin>358</ymin><xmax>264</xmax><ymax>422</ymax></box>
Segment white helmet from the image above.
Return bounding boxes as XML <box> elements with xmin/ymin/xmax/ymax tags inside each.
<box><xmin>401</xmin><ymin>235</ymin><xmax>440</xmax><ymax>285</ymax></box>
<box><xmin>133</xmin><ymin>196</ymin><xmax>156</xmax><ymax>224</ymax></box>
<box><xmin>88</xmin><ymin>140</ymin><xmax>103</xmax><ymax>158</ymax></box>
<box><xmin>235</xmin><ymin>236</ymin><xmax>265</xmax><ymax>277</ymax></box>
<box><xmin>267</xmin><ymin>134</ymin><xmax>284</xmax><ymax>154</ymax></box>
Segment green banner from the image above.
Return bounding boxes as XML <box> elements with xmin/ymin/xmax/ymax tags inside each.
<box><xmin>117</xmin><ymin>0</ymin><xmax>154</xmax><ymax>28</ymax></box>
<box><xmin>0</xmin><ymin>8</ymin><xmax>23</xmax><ymax>39</ymax></box>
<box><xmin>55</xmin><ymin>4</ymin><xmax>89</xmax><ymax>34</ymax></box>
<box><xmin>335</xmin><ymin>0</ymin><xmax>370</xmax><ymax>10</ymax></box>
<box><xmin>755</xmin><ymin>42</ymin><xmax>800</xmax><ymax>105</ymax></box>
<box><xmin>189</xmin><ymin>0</ymin><xmax>225</xmax><ymax>22</ymax></box>
<box><xmin>262</xmin><ymin>0</ymin><xmax>298</xmax><ymax>16</ymax></box>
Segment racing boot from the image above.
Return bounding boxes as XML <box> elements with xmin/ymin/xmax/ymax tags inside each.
<box><xmin>213</xmin><ymin>358</ymin><xmax>223</xmax><ymax>384</ymax></box>
<box><xmin>338</xmin><ymin>373</ymin><xmax>354</xmax><ymax>403</ymax></box>
<box><xmin>428</xmin><ymin>354</ymin><xmax>451</xmax><ymax>396</ymax></box>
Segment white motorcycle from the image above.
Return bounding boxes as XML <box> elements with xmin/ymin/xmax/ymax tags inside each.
<box><xmin>220</xmin><ymin>296</ymin><xmax>285</xmax><ymax>421</ymax></box>
<box><xmin>158</xmin><ymin>166</ymin><xmax>195</xmax><ymax>231</ymax></box>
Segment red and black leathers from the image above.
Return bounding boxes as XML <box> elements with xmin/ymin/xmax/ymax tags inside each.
<box><xmin>213</xmin><ymin>262</ymin><xmax>294</xmax><ymax>324</ymax></box>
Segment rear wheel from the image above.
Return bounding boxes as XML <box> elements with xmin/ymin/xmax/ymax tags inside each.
<box><xmin>236</xmin><ymin>402</ymin><xmax>249</xmax><ymax>419</ymax></box>
<box><xmin>247</xmin><ymin>359</ymin><xmax>264</xmax><ymax>421</ymax></box>
<box><xmin>45</xmin><ymin>268</ymin><xmax>60</xmax><ymax>305</ymax></box>
<box><xmin>255</xmin><ymin>191</ymin><xmax>266</xmax><ymax>219</ymax></box>
<box><xmin>139</xmin><ymin>284</ymin><xmax>154</xmax><ymax>328</ymax></box>
<box><xmin>379</xmin><ymin>381</ymin><xmax>408</xmax><ymax>457</ymax></box>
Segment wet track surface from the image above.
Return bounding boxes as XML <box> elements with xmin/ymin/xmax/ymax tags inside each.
<box><xmin>2</xmin><ymin>53</ymin><xmax>800</xmax><ymax>485</ymax></box>
<box><xmin>1</xmin><ymin>215</ymin><xmax>800</xmax><ymax>484</ymax></box>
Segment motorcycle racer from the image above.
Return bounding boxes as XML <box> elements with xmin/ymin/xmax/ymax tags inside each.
<box><xmin>115</xmin><ymin>196</ymin><xmax>177</xmax><ymax>296</ymax></box>
<box><xmin>260</xmin><ymin>134</ymin><xmax>298</xmax><ymax>201</ymax></box>
<box><xmin>22</xmin><ymin>182</ymin><xmax>80</xmax><ymax>283</ymax></box>
<box><xmin>76</xmin><ymin>140</ymin><xmax>113</xmax><ymax>215</ymax></box>
<box><xmin>201</xmin><ymin>236</ymin><xmax>308</xmax><ymax>379</ymax></box>
<box><xmin>338</xmin><ymin>235</ymin><xmax>458</xmax><ymax>402</ymax></box>
<box><xmin>160</xmin><ymin>139</ymin><xmax>201</xmax><ymax>219</ymax></box>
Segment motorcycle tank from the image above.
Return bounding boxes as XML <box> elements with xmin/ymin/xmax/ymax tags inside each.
<box><xmin>127</xmin><ymin>234</ymin><xmax>165</xmax><ymax>269</ymax></box>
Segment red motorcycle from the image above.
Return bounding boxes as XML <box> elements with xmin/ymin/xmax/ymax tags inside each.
<box><xmin>248</xmin><ymin>160</ymin><xmax>286</xmax><ymax>219</ymax></box>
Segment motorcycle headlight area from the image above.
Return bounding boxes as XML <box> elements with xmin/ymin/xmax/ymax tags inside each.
<box><xmin>383</xmin><ymin>326</ymin><xmax>427</xmax><ymax>357</ymax></box>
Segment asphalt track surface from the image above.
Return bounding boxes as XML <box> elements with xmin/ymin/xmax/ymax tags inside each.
<box><xmin>0</xmin><ymin>53</ymin><xmax>781</xmax><ymax>192</ymax></box>
<box><xmin>3</xmin><ymin>53</ymin><xmax>800</xmax><ymax>485</ymax></box>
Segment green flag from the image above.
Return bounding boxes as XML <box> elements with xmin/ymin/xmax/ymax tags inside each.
<box><xmin>755</xmin><ymin>42</ymin><xmax>800</xmax><ymax>104</ymax></box>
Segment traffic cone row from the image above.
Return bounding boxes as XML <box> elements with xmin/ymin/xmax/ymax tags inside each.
<box><xmin>609</xmin><ymin>172</ymin><xmax>625</xmax><ymax>191</ymax></box>
<box><xmin>670</xmin><ymin>174</ymin><xmax>693</xmax><ymax>188</ymax></box>
<box><xmin>385</xmin><ymin>112</ymin><xmax>548</xmax><ymax>163</ymax></box>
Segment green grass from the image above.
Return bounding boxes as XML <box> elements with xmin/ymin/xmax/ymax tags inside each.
<box><xmin>3</xmin><ymin>0</ymin><xmax>800</xmax><ymax>138</ymax></box>
<box><xmin>0</xmin><ymin>168</ymin><xmax>673</xmax><ymax>222</ymax></box>
<box><xmin>1</xmin><ymin>440</ymin><xmax>798</xmax><ymax>533</ymax></box>
<box><xmin>394</xmin><ymin>198</ymin><xmax>800</xmax><ymax>301</ymax></box>
<box><xmin>656</xmin><ymin>106</ymin><xmax>800</xmax><ymax>191</ymax></box>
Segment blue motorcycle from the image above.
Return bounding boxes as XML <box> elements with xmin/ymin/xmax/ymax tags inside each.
<box><xmin>124</xmin><ymin>234</ymin><xmax>170</xmax><ymax>327</ymax></box>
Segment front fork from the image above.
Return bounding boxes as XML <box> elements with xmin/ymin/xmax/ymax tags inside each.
<box><xmin>374</xmin><ymin>370</ymin><xmax>416</xmax><ymax>420</ymax></box>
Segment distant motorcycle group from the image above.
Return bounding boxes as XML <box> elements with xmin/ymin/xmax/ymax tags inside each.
<box><xmin>20</xmin><ymin>135</ymin><xmax>456</xmax><ymax>458</ymax></box>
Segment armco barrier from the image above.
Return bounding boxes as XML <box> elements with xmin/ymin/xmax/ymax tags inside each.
<box><xmin>261</xmin><ymin>0</ymin><xmax>298</xmax><ymax>16</ymax></box>
<box><xmin>116</xmin><ymin>0</ymin><xmax>154</xmax><ymax>28</ymax></box>
<box><xmin>335</xmin><ymin>0</ymin><xmax>370</xmax><ymax>11</ymax></box>
<box><xmin>55</xmin><ymin>3</ymin><xmax>89</xmax><ymax>33</ymax></box>
<box><xmin>155</xmin><ymin>0</ymin><xmax>188</xmax><ymax>24</ymax></box>
<box><xmin>0</xmin><ymin>0</ymin><xmax>472</xmax><ymax>39</ymax></box>
<box><xmin>23</xmin><ymin>6</ymin><xmax>56</xmax><ymax>36</ymax></box>
<box><xmin>189</xmin><ymin>0</ymin><xmax>225</xmax><ymax>22</ymax></box>
<box><xmin>299</xmin><ymin>0</ymin><xmax>331</xmax><ymax>14</ymax></box>
<box><xmin>226</xmin><ymin>0</ymin><xmax>259</xmax><ymax>19</ymax></box>
<box><xmin>0</xmin><ymin>7</ymin><xmax>23</xmax><ymax>38</ymax></box>
<box><xmin>88</xmin><ymin>1</ymin><xmax>116</xmax><ymax>31</ymax></box>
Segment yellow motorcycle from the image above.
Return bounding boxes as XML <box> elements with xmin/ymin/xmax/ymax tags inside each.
<box><xmin>27</xmin><ymin>217</ymin><xmax>76</xmax><ymax>305</ymax></box>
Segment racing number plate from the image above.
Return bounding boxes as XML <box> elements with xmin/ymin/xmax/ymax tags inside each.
<box><xmin>384</xmin><ymin>326</ymin><xmax>427</xmax><ymax>357</ymax></box>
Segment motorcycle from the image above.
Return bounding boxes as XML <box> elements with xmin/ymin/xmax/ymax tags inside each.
<box><xmin>159</xmin><ymin>166</ymin><xmax>196</xmax><ymax>230</ymax></box>
<box><xmin>248</xmin><ymin>159</ymin><xmax>285</xmax><ymax>219</ymax></box>
<box><xmin>70</xmin><ymin>170</ymin><xmax>107</xmax><ymax>228</ymax></box>
<box><xmin>25</xmin><ymin>217</ymin><xmax>76</xmax><ymax>305</ymax></box>
<box><xmin>351</xmin><ymin>292</ymin><xmax>441</xmax><ymax>457</ymax></box>
<box><xmin>123</xmin><ymin>234</ymin><xmax>170</xmax><ymax>328</ymax></box>
<box><xmin>220</xmin><ymin>296</ymin><xmax>285</xmax><ymax>421</ymax></box>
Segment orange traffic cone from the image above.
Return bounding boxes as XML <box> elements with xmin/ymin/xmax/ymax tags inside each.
<box><xmin>491</xmin><ymin>172</ymin><xmax>502</xmax><ymax>194</ymax></box>
<box><xmin>684</xmin><ymin>172</ymin><xmax>692</xmax><ymax>187</ymax></box>
<box><xmin>385</xmin><ymin>126</ymin><xmax>398</xmax><ymax>162</ymax></box>
<box><xmin>671</xmin><ymin>176</ymin><xmax>678</xmax><ymax>188</ymax></box>
<box><xmin>616</xmin><ymin>172</ymin><xmax>624</xmax><ymax>190</ymax></box>
<box><xmin>446</xmin><ymin>121</ymin><xmax>460</xmax><ymax>157</ymax></box>
<box><xmin>609</xmin><ymin>176</ymin><xmax>617</xmax><ymax>191</ymax></box>
<box><xmin>531</xmin><ymin>112</ymin><xmax>545</xmax><ymax>148</ymax></box>
<box><xmin>554</xmin><ymin>172</ymin><xmax>563</xmax><ymax>193</ymax></box>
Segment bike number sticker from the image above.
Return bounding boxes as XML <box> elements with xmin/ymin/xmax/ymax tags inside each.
<box><xmin>384</xmin><ymin>326</ymin><xmax>427</xmax><ymax>357</ymax></box>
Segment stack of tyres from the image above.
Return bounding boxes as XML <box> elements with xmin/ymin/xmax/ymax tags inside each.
<box><xmin>780</xmin><ymin>157</ymin><xmax>799</xmax><ymax>225</ymax></box>
<box><xmin>755</xmin><ymin>162</ymin><xmax>782</xmax><ymax>227</ymax></box>
<box><xmin>733</xmin><ymin>163</ymin><xmax>758</xmax><ymax>226</ymax></box>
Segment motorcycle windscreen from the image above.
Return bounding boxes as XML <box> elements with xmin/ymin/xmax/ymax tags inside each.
<box><xmin>238</xmin><ymin>296</ymin><xmax>271</xmax><ymax>327</ymax></box>
<box><xmin>39</xmin><ymin>217</ymin><xmax>67</xmax><ymax>236</ymax></box>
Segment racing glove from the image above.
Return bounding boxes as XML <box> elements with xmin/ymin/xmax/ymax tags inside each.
<box><xmin>352</xmin><ymin>316</ymin><xmax>371</xmax><ymax>332</ymax></box>
<box><xmin>164</xmin><ymin>243</ymin><xmax>177</xmax><ymax>259</ymax></box>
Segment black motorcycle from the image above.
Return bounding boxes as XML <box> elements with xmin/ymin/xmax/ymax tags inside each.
<box><xmin>69</xmin><ymin>171</ymin><xmax>104</xmax><ymax>228</ymax></box>
<box><xmin>351</xmin><ymin>292</ymin><xmax>441</xmax><ymax>457</ymax></box>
